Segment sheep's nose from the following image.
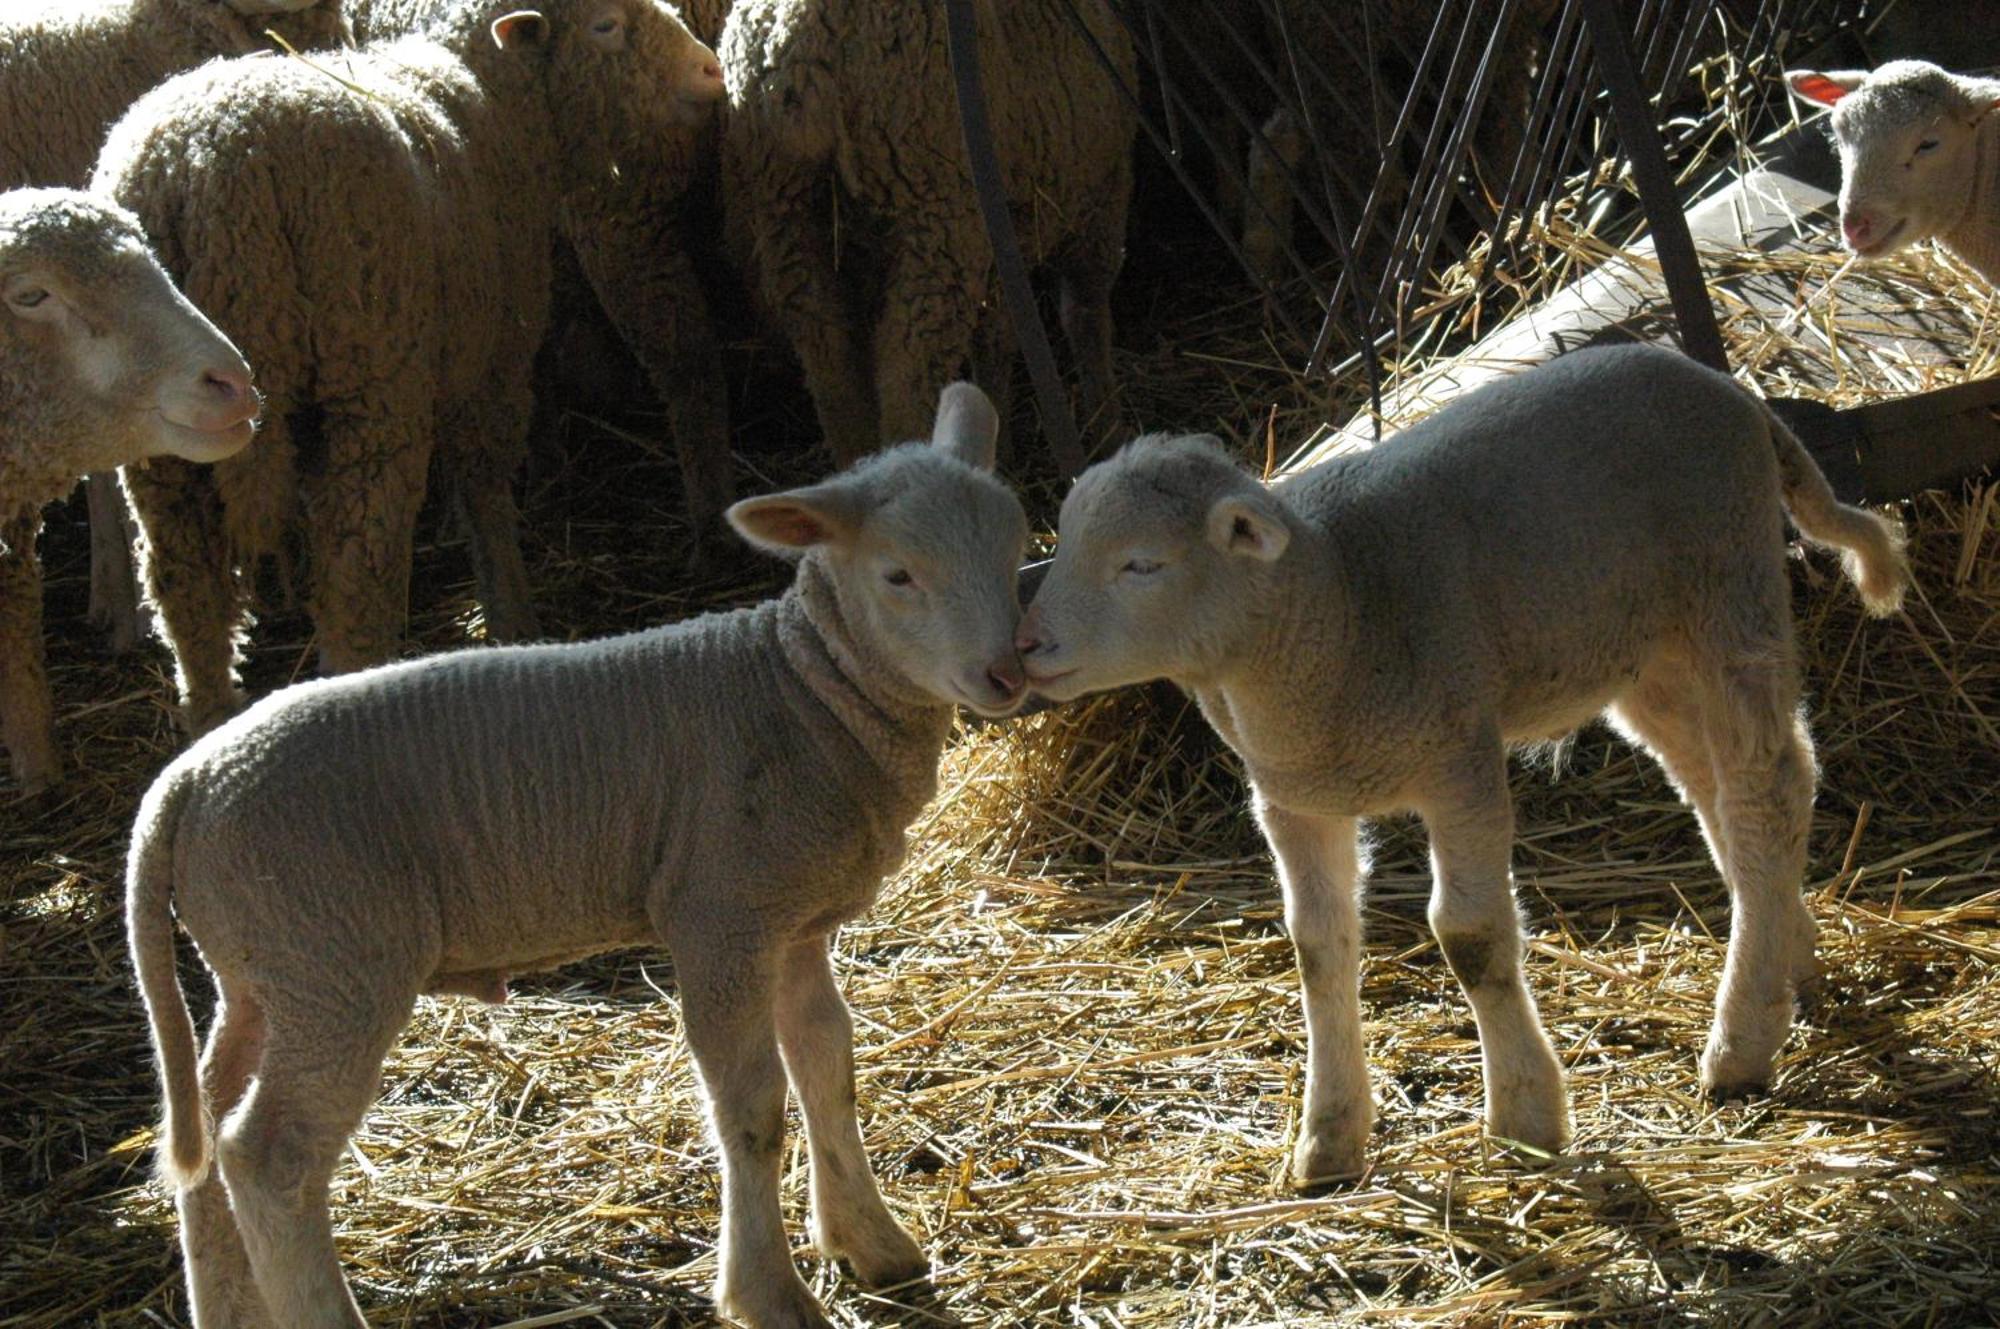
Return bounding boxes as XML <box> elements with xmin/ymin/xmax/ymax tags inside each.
<box><xmin>1841</xmin><ymin>212</ymin><xmax>1874</xmax><ymax>248</ymax></box>
<box><xmin>1015</xmin><ymin>609</ymin><xmax>1048</xmax><ymax>656</ymax></box>
<box><xmin>684</xmin><ymin>52</ymin><xmax>725</xmax><ymax>100</ymax></box>
<box><xmin>201</xmin><ymin>363</ymin><xmax>251</xmax><ymax>404</ymax></box>
<box><xmin>987</xmin><ymin>658</ymin><xmax>1025</xmax><ymax>696</ymax></box>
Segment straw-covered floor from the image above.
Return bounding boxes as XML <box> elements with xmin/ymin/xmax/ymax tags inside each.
<box><xmin>5</xmin><ymin>197</ymin><xmax>1998</xmax><ymax>1328</ymax></box>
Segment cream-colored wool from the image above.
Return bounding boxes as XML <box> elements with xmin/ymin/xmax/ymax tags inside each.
<box><xmin>95</xmin><ymin>0</ymin><xmax>723</xmax><ymax>735</ymax></box>
<box><xmin>720</xmin><ymin>0</ymin><xmax>1137</xmax><ymax>465</ymax></box>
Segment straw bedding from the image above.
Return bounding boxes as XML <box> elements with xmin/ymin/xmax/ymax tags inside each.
<box><xmin>3</xmin><ymin>163</ymin><xmax>1997</xmax><ymax>1329</ymax></box>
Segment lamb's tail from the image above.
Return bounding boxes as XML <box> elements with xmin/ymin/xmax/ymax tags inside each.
<box><xmin>127</xmin><ymin>768</ymin><xmax>208</xmax><ymax>1189</ymax></box>
<box><xmin>1766</xmin><ymin>407</ymin><xmax>1910</xmax><ymax>616</ymax></box>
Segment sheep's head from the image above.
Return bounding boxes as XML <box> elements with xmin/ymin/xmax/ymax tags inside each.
<box><xmin>493</xmin><ymin>0</ymin><xmax>725</xmax><ymax>184</ymax></box>
<box><xmin>0</xmin><ymin>190</ymin><xmax>258</xmax><ymax>479</ymax></box>
<box><xmin>1019</xmin><ymin>435</ymin><xmax>1293</xmax><ymax>701</ymax></box>
<box><xmin>176</xmin><ymin>0</ymin><xmax>353</xmax><ymax>57</ymax></box>
<box><xmin>1787</xmin><ymin>61</ymin><xmax>2000</xmax><ymax>260</ymax></box>
<box><xmin>729</xmin><ymin>384</ymin><xmax>1032</xmax><ymax>718</ymax></box>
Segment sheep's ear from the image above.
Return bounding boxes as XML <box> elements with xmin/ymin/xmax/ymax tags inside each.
<box><xmin>727</xmin><ymin>481</ymin><xmax>867</xmax><ymax>553</ymax></box>
<box><xmin>1786</xmin><ymin>69</ymin><xmax>1866</xmax><ymax>108</ymax></box>
<box><xmin>491</xmin><ymin>9</ymin><xmax>550</xmax><ymax>50</ymax></box>
<box><xmin>1953</xmin><ymin>73</ymin><xmax>2000</xmax><ymax>119</ymax></box>
<box><xmin>930</xmin><ymin>381</ymin><xmax>999</xmax><ymax>471</ymax></box>
<box><xmin>1205</xmin><ymin>492</ymin><xmax>1289</xmax><ymax>563</ymax></box>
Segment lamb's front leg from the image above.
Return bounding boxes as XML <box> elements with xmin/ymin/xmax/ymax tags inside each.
<box><xmin>676</xmin><ymin>941</ymin><xmax>831</xmax><ymax>1329</ymax></box>
<box><xmin>1254</xmin><ymin>795</ymin><xmax>1372</xmax><ymax>1185</ymax></box>
<box><xmin>774</xmin><ymin>935</ymin><xmax>926</xmax><ymax>1287</ymax></box>
<box><xmin>1416</xmin><ymin>749</ymin><xmax>1571</xmax><ymax>1154</ymax></box>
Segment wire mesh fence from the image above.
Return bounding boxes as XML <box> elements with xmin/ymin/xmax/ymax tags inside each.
<box><xmin>1053</xmin><ymin>0</ymin><xmax>1874</xmax><ymax>392</ymax></box>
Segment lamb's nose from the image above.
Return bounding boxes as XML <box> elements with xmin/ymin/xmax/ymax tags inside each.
<box><xmin>1015</xmin><ymin>608</ymin><xmax>1046</xmax><ymax>656</ymax></box>
<box><xmin>1841</xmin><ymin>212</ymin><xmax>1874</xmax><ymax>248</ymax></box>
<box><xmin>987</xmin><ymin>658</ymin><xmax>1025</xmax><ymax>695</ymax></box>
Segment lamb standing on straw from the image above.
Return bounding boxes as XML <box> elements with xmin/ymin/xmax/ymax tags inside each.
<box><xmin>1016</xmin><ymin>344</ymin><xmax>1907</xmax><ymax>1184</ymax></box>
<box><xmin>1787</xmin><ymin>60</ymin><xmax>2000</xmax><ymax>286</ymax></box>
<box><xmin>127</xmin><ymin>384</ymin><xmax>1028</xmax><ymax>1329</ymax></box>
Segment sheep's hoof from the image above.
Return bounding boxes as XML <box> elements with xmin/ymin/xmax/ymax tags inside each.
<box><xmin>1289</xmin><ymin>1128</ymin><xmax>1367</xmax><ymax>1191</ymax></box>
<box><xmin>1488</xmin><ymin>1089</ymin><xmax>1572</xmax><ymax>1157</ymax></box>
<box><xmin>717</xmin><ymin>1270</ymin><xmax>833</xmax><ymax>1329</ymax></box>
<box><xmin>826</xmin><ymin>1220</ymin><xmax>927</xmax><ymax>1289</ymax></box>
<box><xmin>1701</xmin><ymin>1075</ymin><xmax>1773</xmax><ymax>1105</ymax></box>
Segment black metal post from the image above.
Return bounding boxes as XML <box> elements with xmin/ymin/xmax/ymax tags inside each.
<box><xmin>945</xmin><ymin>0</ymin><xmax>1087</xmax><ymax>478</ymax></box>
<box><xmin>1578</xmin><ymin>0</ymin><xmax>1731</xmax><ymax>372</ymax></box>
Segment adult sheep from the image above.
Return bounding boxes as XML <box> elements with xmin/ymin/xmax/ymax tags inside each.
<box><xmin>0</xmin><ymin>0</ymin><xmax>350</xmax><ymax>655</ymax></box>
<box><xmin>129</xmin><ymin>385</ymin><xmax>1027</xmax><ymax>1329</ymax></box>
<box><xmin>352</xmin><ymin>0</ymin><xmax>741</xmax><ymax>562</ymax></box>
<box><xmin>0</xmin><ymin>189</ymin><xmax>256</xmax><ymax>793</ymax></box>
<box><xmin>95</xmin><ymin>0</ymin><xmax>725</xmax><ymax>735</ymax></box>
<box><xmin>721</xmin><ymin>0</ymin><xmax>1137</xmax><ymax>465</ymax></box>
<box><xmin>1017</xmin><ymin>345</ymin><xmax>1906</xmax><ymax>1183</ymax></box>
<box><xmin>1787</xmin><ymin>60</ymin><xmax>2000</xmax><ymax>286</ymax></box>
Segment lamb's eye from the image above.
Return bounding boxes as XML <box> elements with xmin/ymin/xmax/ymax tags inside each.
<box><xmin>592</xmin><ymin>15</ymin><xmax>621</xmax><ymax>33</ymax></box>
<box><xmin>884</xmin><ymin>568</ymin><xmax>914</xmax><ymax>587</ymax></box>
<box><xmin>1916</xmin><ymin>138</ymin><xmax>1940</xmax><ymax>154</ymax></box>
<box><xmin>1121</xmin><ymin>557</ymin><xmax>1163</xmax><ymax>576</ymax></box>
<box><xmin>8</xmin><ymin>287</ymin><xmax>48</xmax><ymax>309</ymax></box>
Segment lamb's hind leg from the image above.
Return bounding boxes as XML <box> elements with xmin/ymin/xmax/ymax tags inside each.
<box><xmin>216</xmin><ymin>991</ymin><xmax>411</xmax><ymax>1329</ymax></box>
<box><xmin>674</xmin><ymin>937</ymin><xmax>831</xmax><ymax>1329</ymax></box>
<box><xmin>179</xmin><ymin>986</ymin><xmax>269</xmax><ymax>1329</ymax></box>
<box><xmin>1607</xmin><ymin>660</ymin><xmax>1730</xmax><ymax>878</ymax></box>
<box><xmin>1417</xmin><ymin>742</ymin><xmax>1570</xmax><ymax>1153</ymax></box>
<box><xmin>1694</xmin><ymin>656</ymin><xmax>1820</xmax><ymax>1097</ymax></box>
<box><xmin>1254</xmin><ymin>796</ymin><xmax>1373</xmax><ymax>1185</ymax></box>
<box><xmin>774</xmin><ymin>935</ymin><xmax>925</xmax><ymax>1287</ymax></box>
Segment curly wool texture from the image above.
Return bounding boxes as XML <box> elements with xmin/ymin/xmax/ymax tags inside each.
<box><xmin>353</xmin><ymin>0</ymin><xmax>739</xmax><ymax>552</ymax></box>
<box><xmin>95</xmin><ymin>0</ymin><xmax>714</xmax><ymax>735</ymax></box>
<box><xmin>721</xmin><ymin>0</ymin><xmax>1137</xmax><ymax>462</ymax></box>
<box><xmin>0</xmin><ymin>0</ymin><xmax>352</xmax><ymax>190</ymax></box>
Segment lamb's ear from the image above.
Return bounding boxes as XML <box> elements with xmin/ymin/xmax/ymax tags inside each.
<box><xmin>930</xmin><ymin>381</ymin><xmax>1000</xmax><ymax>471</ymax></box>
<box><xmin>1953</xmin><ymin>73</ymin><xmax>2000</xmax><ymax>119</ymax></box>
<box><xmin>1786</xmin><ymin>69</ymin><xmax>1866</xmax><ymax>108</ymax></box>
<box><xmin>491</xmin><ymin>10</ymin><xmax>550</xmax><ymax>51</ymax></box>
<box><xmin>1205</xmin><ymin>491</ymin><xmax>1290</xmax><ymax>563</ymax></box>
<box><xmin>727</xmin><ymin>480</ymin><xmax>868</xmax><ymax>553</ymax></box>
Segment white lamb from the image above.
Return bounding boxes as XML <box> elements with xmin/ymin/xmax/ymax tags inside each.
<box><xmin>128</xmin><ymin>383</ymin><xmax>1027</xmax><ymax>1329</ymax></box>
<box><xmin>1017</xmin><ymin>345</ymin><xmax>1907</xmax><ymax>1184</ymax></box>
<box><xmin>1</xmin><ymin>188</ymin><xmax>255</xmax><ymax>793</ymax></box>
<box><xmin>1787</xmin><ymin>60</ymin><xmax>2000</xmax><ymax>285</ymax></box>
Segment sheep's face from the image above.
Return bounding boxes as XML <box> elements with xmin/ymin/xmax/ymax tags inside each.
<box><xmin>0</xmin><ymin>191</ymin><xmax>258</xmax><ymax>473</ymax></box>
<box><xmin>729</xmin><ymin>384</ymin><xmax>1031</xmax><ymax>718</ymax></box>
<box><xmin>497</xmin><ymin>0</ymin><xmax>724</xmax><ymax>182</ymax></box>
<box><xmin>1787</xmin><ymin>62</ymin><xmax>2000</xmax><ymax>259</ymax></box>
<box><xmin>184</xmin><ymin>0</ymin><xmax>352</xmax><ymax>56</ymax></box>
<box><xmin>1020</xmin><ymin>436</ymin><xmax>1290</xmax><ymax>702</ymax></box>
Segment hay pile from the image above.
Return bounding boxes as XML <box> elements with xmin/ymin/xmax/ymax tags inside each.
<box><xmin>4</xmin><ymin>138</ymin><xmax>1998</xmax><ymax>1329</ymax></box>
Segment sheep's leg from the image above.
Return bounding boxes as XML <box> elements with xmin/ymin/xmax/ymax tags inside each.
<box><xmin>1255</xmin><ymin>796</ymin><xmax>1373</xmax><ymax>1185</ymax></box>
<box><xmin>744</xmin><ymin>162</ymin><xmax>877</xmax><ymax>465</ymax></box>
<box><xmin>217</xmin><ymin>997</ymin><xmax>408</xmax><ymax>1329</ymax></box>
<box><xmin>85</xmin><ymin>471</ymin><xmax>148</xmax><ymax>654</ymax></box>
<box><xmin>677</xmin><ymin>944</ymin><xmax>830</xmax><ymax>1329</ymax></box>
<box><xmin>1055</xmin><ymin>184</ymin><xmax>1129</xmax><ymax>446</ymax></box>
<box><xmin>0</xmin><ymin>518</ymin><xmax>56</xmax><ymax>793</ymax></box>
<box><xmin>440</xmin><ymin>398</ymin><xmax>539</xmax><ymax>645</ymax></box>
<box><xmin>970</xmin><ymin>303</ymin><xmax>1017</xmax><ymax>470</ymax></box>
<box><xmin>773</xmin><ymin>935</ymin><xmax>925</xmax><ymax>1287</ymax></box>
<box><xmin>302</xmin><ymin>414</ymin><xmax>433</xmax><ymax>674</ymax></box>
<box><xmin>872</xmin><ymin>212</ymin><xmax>986</xmax><ymax>448</ymax></box>
<box><xmin>1243</xmin><ymin>107</ymin><xmax>1304</xmax><ymax>290</ymax></box>
<box><xmin>121</xmin><ymin>459</ymin><xmax>246</xmax><ymax>735</ymax></box>
<box><xmin>566</xmin><ymin>207</ymin><xmax>736</xmax><ymax>563</ymax></box>
<box><xmin>1608</xmin><ymin>661</ymin><xmax>1731</xmax><ymax>891</ymax></box>
<box><xmin>179</xmin><ymin>987</ymin><xmax>270</xmax><ymax>1329</ymax></box>
<box><xmin>1695</xmin><ymin>659</ymin><xmax>1819</xmax><ymax>1097</ymax></box>
<box><xmin>1417</xmin><ymin>749</ymin><xmax>1570</xmax><ymax>1153</ymax></box>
